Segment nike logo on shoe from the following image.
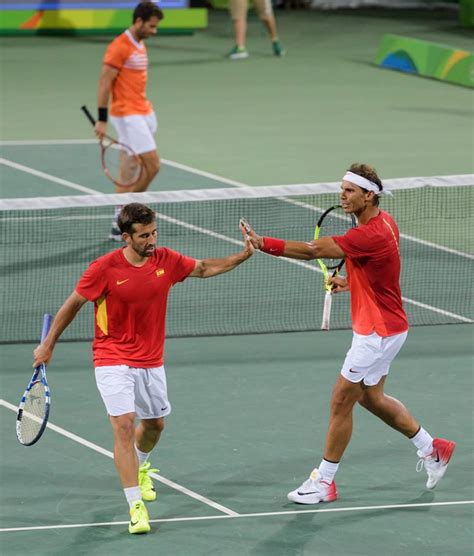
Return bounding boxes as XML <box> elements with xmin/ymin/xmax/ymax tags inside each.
<box><xmin>434</xmin><ymin>451</ymin><xmax>440</xmax><ymax>463</ymax></box>
<box><xmin>297</xmin><ymin>491</ymin><xmax>318</xmax><ymax>496</ymax></box>
<box><xmin>130</xmin><ymin>520</ymin><xmax>138</xmax><ymax>526</ymax></box>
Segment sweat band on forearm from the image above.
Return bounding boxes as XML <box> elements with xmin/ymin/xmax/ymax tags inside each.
<box><xmin>98</xmin><ymin>107</ymin><xmax>108</xmax><ymax>122</ymax></box>
<box><xmin>261</xmin><ymin>237</ymin><xmax>285</xmax><ymax>256</ymax></box>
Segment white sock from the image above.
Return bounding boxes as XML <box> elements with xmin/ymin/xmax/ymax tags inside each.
<box><xmin>318</xmin><ymin>459</ymin><xmax>339</xmax><ymax>484</ymax></box>
<box><xmin>135</xmin><ymin>445</ymin><xmax>150</xmax><ymax>466</ymax></box>
<box><xmin>410</xmin><ymin>426</ymin><xmax>433</xmax><ymax>457</ymax></box>
<box><xmin>124</xmin><ymin>486</ymin><xmax>142</xmax><ymax>508</ymax></box>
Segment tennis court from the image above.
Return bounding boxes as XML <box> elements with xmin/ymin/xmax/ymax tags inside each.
<box><xmin>1</xmin><ymin>8</ymin><xmax>473</xmax><ymax>555</ymax></box>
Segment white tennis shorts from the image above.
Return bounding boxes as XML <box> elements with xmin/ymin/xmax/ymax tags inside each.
<box><xmin>110</xmin><ymin>112</ymin><xmax>158</xmax><ymax>155</ymax></box>
<box><xmin>341</xmin><ymin>330</ymin><xmax>408</xmax><ymax>386</ymax></box>
<box><xmin>95</xmin><ymin>365</ymin><xmax>171</xmax><ymax>418</ymax></box>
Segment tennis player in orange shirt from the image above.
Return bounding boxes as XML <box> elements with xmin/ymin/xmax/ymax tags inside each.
<box><xmin>95</xmin><ymin>2</ymin><xmax>163</xmax><ymax>240</ymax></box>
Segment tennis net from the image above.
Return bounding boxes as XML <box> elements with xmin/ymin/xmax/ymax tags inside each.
<box><xmin>1</xmin><ymin>174</ymin><xmax>472</xmax><ymax>343</ymax></box>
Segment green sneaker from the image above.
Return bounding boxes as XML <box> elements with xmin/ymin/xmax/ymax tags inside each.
<box><xmin>272</xmin><ymin>40</ymin><xmax>286</xmax><ymax>57</ymax></box>
<box><xmin>139</xmin><ymin>462</ymin><xmax>159</xmax><ymax>502</ymax></box>
<box><xmin>227</xmin><ymin>45</ymin><xmax>249</xmax><ymax>60</ymax></box>
<box><xmin>128</xmin><ymin>500</ymin><xmax>150</xmax><ymax>534</ymax></box>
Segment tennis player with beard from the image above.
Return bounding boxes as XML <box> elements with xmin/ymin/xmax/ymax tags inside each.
<box><xmin>33</xmin><ymin>203</ymin><xmax>254</xmax><ymax>534</ymax></box>
<box><xmin>94</xmin><ymin>2</ymin><xmax>164</xmax><ymax>240</ymax></box>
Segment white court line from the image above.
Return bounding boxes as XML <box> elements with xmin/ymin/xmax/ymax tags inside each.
<box><xmin>0</xmin><ymin>158</ymin><xmax>99</xmax><ymax>195</ymax></box>
<box><xmin>402</xmin><ymin>297</ymin><xmax>473</xmax><ymax>324</ymax></box>
<box><xmin>1</xmin><ymin>151</ymin><xmax>472</xmax><ymax>322</ymax></box>
<box><xmin>0</xmin><ymin>139</ymin><xmax>98</xmax><ymax>146</ymax></box>
<box><xmin>0</xmin><ymin>399</ymin><xmax>239</xmax><ymax>517</ymax></box>
<box><xmin>1</xmin><ymin>500</ymin><xmax>472</xmax><ymax>533</ymax></box>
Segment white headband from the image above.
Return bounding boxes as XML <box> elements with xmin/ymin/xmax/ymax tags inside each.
<box><xmin>343</xmin><ymin>171</ymin><xmax>392</xmax><ymax>196</ymax></box>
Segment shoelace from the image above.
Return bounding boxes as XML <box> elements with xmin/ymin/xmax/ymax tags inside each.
<box><xmin>416</xmin><ymin>459</ymin><xmax>425</xmax><ymax>473</ymax></box>
<box><xmin>139</xmin><ymin>464</ymin><xmax>159</xmax><ymax>485</ymax></box>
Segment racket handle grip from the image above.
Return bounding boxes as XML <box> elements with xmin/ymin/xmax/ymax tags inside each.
<box><xmin>81</xmin><ymin>105</ymin><xmax>96</xmax><ymax>126</ymax></box>
<box><xmin>321</xmin><ymin>292</ymin><xmax>332</xmax><ymax>331</ymax></box>
<box><xmin>41</xmin><ymin>314</ymin><xmax>53</xmax><ymax>343</ymax></box>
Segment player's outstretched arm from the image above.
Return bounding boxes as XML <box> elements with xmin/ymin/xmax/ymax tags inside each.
<box><xmin>239</xmin><ymin>218</ymin><xmax>345</xmax><ymax>261</ymax></box>
<box><xmin>189</xmin><ymin>222</ymin><xmax>254</xmax><ymax>279</ymax></box>
<box><xmin>33</xmin><ymin>291</ymin><xmax>88</xmax><ymax>367</ymax></box>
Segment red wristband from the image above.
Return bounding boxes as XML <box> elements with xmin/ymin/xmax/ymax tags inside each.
<box><xmin>261</xmin><ymin>237</ymin><xmax>285</xmax><ymax>256</ymax></box>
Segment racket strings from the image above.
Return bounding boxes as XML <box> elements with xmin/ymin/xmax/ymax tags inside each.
<box><xmin>19</xmin><ymin>381</ymin><xmax>47</xmax><ymax>444</ymax></box>
<box><xmin>103</xmin><ymin>142</ymin><xmax>142</xmax><ymax>187</ymax></box>
<box><xmin>319</xmin><ymin>211</ymin><xmax>354</xmax><ymax>269</ymax></box>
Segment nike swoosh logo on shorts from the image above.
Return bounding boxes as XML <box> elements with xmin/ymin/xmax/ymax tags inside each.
<box><xmin>349</xmin><ymin>369</ymin><xmax>358</xmax><ymax>373</ymax></box>
<box><xmin>116</xmin><ymin>279</ymin><xmax>129</xmax><ymax>285</ymax></box>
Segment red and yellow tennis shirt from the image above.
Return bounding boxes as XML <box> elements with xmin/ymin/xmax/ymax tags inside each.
<box><xmin>333</xmin><ymin>210</ymin><xmax>409</xmax><ymax>337</ymax></box>
<box><xmin>104</xmin><ymin>30</ymin><xmax>152</xmax><ymax>117</ymax></box>
<box><xmin>76</xmin><ymin>248</ymin><xmax>196</xmax><ymax>367</ymax></box>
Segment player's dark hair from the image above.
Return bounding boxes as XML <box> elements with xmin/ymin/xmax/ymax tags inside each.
<box><xmin>348</xmin><ymin>163</ymin><xmax>383</xmax><ymax>206</ymax></box>
<box><xmin>118</xmin><ymin>203</ymin><xmax>156</xmax><ymax>235</ymax></box>
<box><xmin>133</xmin><ymin>2</ymin><xmax>164</xmax><ymax>23</ymax></box>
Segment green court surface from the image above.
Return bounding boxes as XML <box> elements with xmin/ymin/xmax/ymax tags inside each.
<box><xmin>1</xmin><ymin>10</ymin><xmax>473</xmax><ymax>186</ymax></box>
<box><xmin>0</xmin><ymin>325</ymin><xmax>472</xmax><ymax>555</ymax></box>
<box><xmin>0</xmin><ymin>7</ymin><xmax>473</xmax><ymax>555</ymax></box>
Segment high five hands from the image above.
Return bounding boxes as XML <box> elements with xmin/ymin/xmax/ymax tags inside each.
<box><xmin>239</xmin><ymin>217</ymin><xmax>263</xmax><ymax>251</ymax></box>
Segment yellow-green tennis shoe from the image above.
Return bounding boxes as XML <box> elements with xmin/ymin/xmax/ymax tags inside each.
<box><xmin>139</xmin><ymin>462</ymin><xmax>159</xmax><ymax>502</ymax></box>
<box><xmin>128</xmin><ymin>500</ymin><xmax>150</xmax><ymax>535</ymax></box>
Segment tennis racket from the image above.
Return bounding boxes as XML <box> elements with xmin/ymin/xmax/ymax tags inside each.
<box><xmin>314</xmin><ymin>206</ymin><xmax>356</xmax><ymax>330</ymax></box>
<box><xmin>81</xmin><ymin>105</ymin><xmax>143</xmax><ymax>188</ymax></box>
<box><xmin>16</xmin><ymin>313</ymin><xmax>53</xmax><ymax>446</ymax></box>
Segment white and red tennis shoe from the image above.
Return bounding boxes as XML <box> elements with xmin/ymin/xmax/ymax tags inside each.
<box><xmin>417</xmin><ymin>437</ymin><xmax>456</xmax><ymax>489</ymax></box>
<box><xmin>287</xmin><ymin>468</ymin><xmax>338</xmax><ymax>504</ymax></box>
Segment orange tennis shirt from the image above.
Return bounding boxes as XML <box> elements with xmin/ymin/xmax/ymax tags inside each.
<box><xmin>76</xmin><ymin>248</ymin><xmax>196</xmax><ymax>368</ymax></box>
<box><xmin>332</xmin><ymin>210</ymin><xmax>409</xmax><ymax>337</ymax></box>
<box><xmin>104</xmin><ymin>30</ymin><xmax>153</xmax><ymax>117</ymax></box>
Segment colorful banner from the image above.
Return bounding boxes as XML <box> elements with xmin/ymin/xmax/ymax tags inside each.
<box><xmin>0</xmin><ymin>8</ymin><xmax>207</xmax><ymax>33</ymax></box>
<box><xmin>375</xmin><ymin>34</ymin><xmax>473</xmax><ymax>88</ymax></box>
<box><xmin>0</xmin><ymin>1</ymin><xmax>186</xmax><ymax>8</ymax></box>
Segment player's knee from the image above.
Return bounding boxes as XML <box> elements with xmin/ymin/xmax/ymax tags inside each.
<box><xmin>151</xmin><ymin>158</ymin><xmax>160</xmax><ymax>176</ymax></box>
<box><xmin>330</xmin><ymin>381</ymin><xmax>361</xmax><ymax>414</ymax></box>
<box><xmin>359</xmin><ymin>392</ymin><xmax>382</xmax><ymax>412</ymax></box>
<box><xmin>330</xmin><ymin>391</ymin><xmax>356</xmax><ymax>414</ymax></box>
<box><xmin>112</xmin><ymin>417</ymin><xmax>135</xmax><ymax>442</ymax></box>
<box><xmin>146</xmin><ymin>157</ymin><xmax>160</xmax><ymax>178</ymax></box>
<box><xmin>143</xmin><ymin>417</ymin><xmax>165</xmax><ymax>435</ymax></box>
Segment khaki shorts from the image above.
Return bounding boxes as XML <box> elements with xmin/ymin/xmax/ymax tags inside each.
<box><xmin>341</xmin><ymin>331</ymin><xmax>408</xmax><ymax>387</ymax></box>
<box><xmin>95</xmin><ymin>365</ymin><xmax>171</xmax><ymax>418</ymax></box>
<box><xmin>229</xmin><ymin>0</ymin><xmax>274</xmax><ymax>20</ymax></box>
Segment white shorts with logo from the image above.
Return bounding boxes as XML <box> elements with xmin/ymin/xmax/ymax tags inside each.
<box><xmin>110</xmin><ymin>112</ymin><xmax>158</xmax><ymax>155</ymax></box>
<box><xmin>341</xmin><ymin>330</ymin><xmax>408</xmax><ymax>387</ymax></box>
<box><xmin>95</xmin><ymin>365</ymin><xmax>171</xmax><ymax>418</ymax></box>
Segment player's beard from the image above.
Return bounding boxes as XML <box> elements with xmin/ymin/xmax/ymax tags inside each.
<box><xmin>132</xmin><ymin>243</ymin><xmax>154</xmax><ymax>258</ymax></box>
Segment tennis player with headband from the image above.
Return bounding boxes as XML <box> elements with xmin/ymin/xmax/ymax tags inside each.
<box><xmin>243</xmin><ymin>162</ymin><xmax>456</xmax><ymax>504</ymax></box>
<box><xmin>33</xmin><ymin>203</ymin><xmax>254</xmax><ymax>534</ymax></box>
<box><xmin>94</xmin><ymin>2</ymin><xmax>163</xmax><ymax>240</ymax></box>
